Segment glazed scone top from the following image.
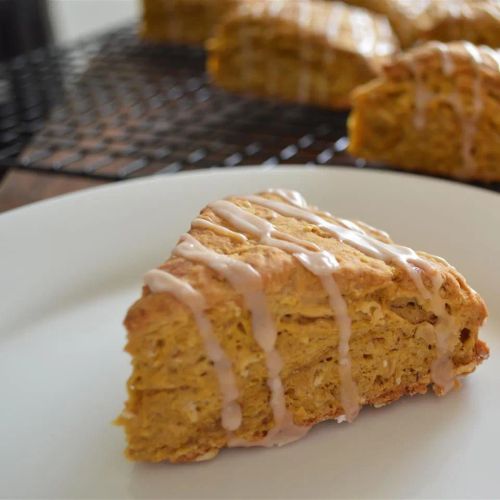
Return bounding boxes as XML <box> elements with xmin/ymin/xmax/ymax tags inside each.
<box><xmin>423</xmin><ymin>0</ymin><xmax>500</xmax><ymax>29</ymax></box>
<box><xmin>376</xmin><ymin>41</ymin><xmax>500</xmax><ymax>176</ymax></box>
<box><xmin>388</xmin><ymin>0</ymin><xmax>500</xmax><ymax>30</ymax></box>
<box><xmin>140</xmin><ymin>189</ymin><xmax>486</xmax><ymax>448</ymax></box>
<box><xmin>225</xmin><ymin>0</ymin><xmax>399</xmax><ymax>58</ymax></box>
<box><xmin>384</xmin><ymin>41</ymin><xmax>500</xmax><ymax>78</ymax></box>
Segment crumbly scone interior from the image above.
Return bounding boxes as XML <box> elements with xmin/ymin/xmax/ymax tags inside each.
<box><xmin>120</xmin><ymin>194</ymin><xmax>487</xmax><ymax>463</ymax></box>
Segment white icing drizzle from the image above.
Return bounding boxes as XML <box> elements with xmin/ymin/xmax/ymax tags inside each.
<box><xmin>192</xmin><ymin>217</ymin><xmax>248</xmax><ymax>243</ymax></box>
<box><xmin>352</xmin><ymin>219</ymin><xmax>391</xmax><ymax>242</ymax></box>
<box><xmin>238</xmin><ymin>0</ymin><xmax>265</xmax><ymax>93</ymax></box>
<box><xmin>265</xmin><ymin>188</ymin><xmax>308</xmax><ymax>208</ymax></box>
<box><xmin>323</xmin><ymin>1</ymin><xmax>393</xmax><ymax>57</ymax></box>
<box><xmin>242</xmin><ymin>193</ymin><xmax>456</xmax><ymax>393</ymax></box>
<box><xmin>265</xmin><ymin>190</ymin><xmax>381</xmax><ymax>241</ymax></box>
<box><xmin>144</xmin><ymin>188</ymin><xmax>460</xmax><ymax>451</ymax></box>
<box><xmin>243</xmin><ymin>195</ymin><xmax>434</xmax><ymax>298</ymax></box>
<box><xmin>463</xmin><ymin>42</ymin><xmax>485</xmax><ymax>115</ymax></box>
<box><xmin>297</xmin><ymin>0</ymin><xmax>313</xmax><ymax>102</ymax></box>
<box><xmin>265</xmin><ymin>0</ymin><xmax>285</xmax><ymax>96</ymax></box>
<box><xmin>294</xmin><ymin>251</ymin><xmax>360</xmax><ymax>421</ymax></box>
<box><xmin>480</xmin><ymin>46</ymin><xmax>500</xmax><ymax>72</ymax></box>
<box><xmin>210</xmin><ymin>199</ymin><xmax>361</xmax><ymax>421</ymax></box>
<box><xmin>349</xmin><ymin>9</ymin><xmax>377</xmax><ymax>56</ymax></box>
<box><xmin>373</xmin><ymin>16</ymin><xmax>396</xmax><ymax>57</ymax></box>
<box><xmin>429</xmin><ymin>43</ymin><xmax>475</xmax><ymax>173</ymax></box>
<box><xmin>267</xmin><ymin>0</ymin><xmax>285</xmax><ymax>17</ymax></box>
<box><xmin>460</xmin><ymin>43</ymin><xmax>484</xmax><ymax>175</ymax></box>
<box><xmin>174</xmin><ymin>233</ymin><xmax>310</xmax><ymax>446</ymax></box>
<box><xmin>325</xmin><ymin>2</ymin><xmax>346</xmax><ymax>43</ymax></box>
<box><xmin>210</xmin><ymin>200</ymin><xmax>321</xmax><ymax>254</ymax></box>
<box><xmin>430</xmin><ymin>41</ymin><xmax>455</xmax><ymax>76</ymax></box>
<box><xmin>409</xmin><ymin>42</ymin><xmax>488</xmax><ymax>175</ymax></box>
<box><xmin>481</xmin><ymin>2</ymin><xmax>500</xmax><ymax>19</ymax></box>
<box><xmin>322</xmin><ymin>2</ymin><xmax>345</xmax><ymax>102</ymax></box>
<box><xmin>427</xmin><ymin>272</ymin><xmax>456</xmax><ymax>394</ymax></box>
<box><xmin>409</xmin><ymin>55</ymin><xmax>433</xmax><ymax>130</ymax></box>
<box><xmin>144</xmin><ymin>269</ymin><xmax>242</xmax><ymax>431</ymax></box>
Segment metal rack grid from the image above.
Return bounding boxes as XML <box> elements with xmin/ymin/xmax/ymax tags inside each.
<box><xmin>0</xmin><ymin>25</ymin><xmax>499</xmax><ymax>191</ymax></box>
<box><xmin>0</xmin><ymin>25</ymin><xmax>358</xmax><ymax>180</ymax></box>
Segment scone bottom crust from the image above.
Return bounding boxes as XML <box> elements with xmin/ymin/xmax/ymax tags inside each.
<box><xmin>118</xmin><ymin>189</ymin><xmax>489</xmax><ymax>463</ymax></box>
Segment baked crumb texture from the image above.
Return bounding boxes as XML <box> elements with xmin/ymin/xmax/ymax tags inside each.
<box><xmin>349</xmin><ymin>41</ymin><xmax>500</xmax><ymax>182</ymax></box>
<box><xmin>117</xmin><ymin>189</ymin><xmax>489</xmax><ymax>463</ymax></box>
<box><xmin>207</xmin><ymin>0</ymin><xmax>399</xmax><ymax>109</ymax></box>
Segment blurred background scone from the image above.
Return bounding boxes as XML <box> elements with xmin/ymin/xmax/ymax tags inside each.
<box><xmin>141</xmin><ymin>0</ymin><xmax>243</xmax><ymax>45</ymax></box>
<box><xmin>343</xmin><ymin>0</ymin><xmax>500</xmax><ymax>48</ymax></box>
<box><xmin>420</xmin><ymin>0</ymin><xmax>500</xmax><ymax>48</ymax></box>
<box><xmin>207</xmin><ymin>0</ymin><xmax>399</xmax><ymax>110</ymax></box>
<box><xmin>348</xmin><ymin>41</ymin><xmax>500</xmax><ymax>181</ymax></box>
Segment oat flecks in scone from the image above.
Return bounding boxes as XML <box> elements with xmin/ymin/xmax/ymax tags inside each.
<box><xmin>117</xmin><ymin>189</ymin><xmax>489</xmax><ymax>463</ymax></box>
<box><xmin>349</xmin><ymin>41</ymin><xmax>500</xmax><ymax>182</ymax></box>
<box><xmin>207</xmin><ymin>0</ymin><xmax>399</xmax><ymax>110</ymax></box>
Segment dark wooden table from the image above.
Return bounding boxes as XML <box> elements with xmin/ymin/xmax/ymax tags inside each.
<box><xmin>0</xmin><ymin>169</ymin><xmax>108</xmax><ymax>212</ymax></box>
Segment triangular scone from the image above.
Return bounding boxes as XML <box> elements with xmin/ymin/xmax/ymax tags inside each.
<box><xmin>349</xmin><ymin>41</ymin><xmax>500</xmax><ymax>182</ymax></box>
<box><xmin>207</xmin><ymin>0</ymin><xmax>399</xmax><ymax>109</ymax></box>
<box><xmin>117</xmin><ymin>189</ymin><xmax>488</xmax><ymax>463</ymax></box>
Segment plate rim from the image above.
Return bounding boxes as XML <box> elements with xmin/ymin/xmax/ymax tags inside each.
<box><xmin>2</xmin><ymin>165</ymin><xmax>499</xmax><ymax>220</ymax></box>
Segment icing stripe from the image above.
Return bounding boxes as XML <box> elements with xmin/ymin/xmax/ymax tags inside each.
<box><xmin>145</xmin><ymin>187</ymin><xmax>459</xmax><ymax>451</ymax></box>
<box><xmin>174</xmin><ymin>234</ymin><xmax>310</xmax><ymax>446</ymax></box>
<box><xmin>480</xmin><ymin>46</ymin><xmax>500</xmax><ymax>71</ymax></box>
<box><xmin>294</xmin><ymin>251</ymin><xmax>360</xmax><ymax>421</ymax></box>
<box><xmin>192</xmin><ymin>217</ymin><xmax>248</xmax><ymax>243</ymax></box>
<box><xmin>297</xmin><ymin>0</ymin><xmax>313</xmax><ymax>101</ymax></box>
<box><xmin>144</xmin><ymin>269</ymin><xmax>242</xmax><ymax>431</ymax></box>
<box><xmin>243</xmin><ymin>195</ymin><xmax>434</xmax><ymax>297</ymax></box>
<box><xmin>409</xmin><ymin>42</ymin><xmax>491</xmax><ymax>175</ymax></box>
<box><xmin>265</xmin><ymin>188</ymin><xmax>308</xmax><ymax>208</ymax></box>
<box><xmin>243</xmin><ymin>193</ymin><xmax>456</xmax><ymax>393</ymax></box>
<box><xmin>210</xmin><ymin>199</ymin><xmax>361</xmax><ymax>421</ymax></box>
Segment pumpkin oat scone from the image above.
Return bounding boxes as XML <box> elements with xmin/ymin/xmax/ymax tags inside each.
<box><xmin>207</xmin><ymin>0</ymin><xmax>399</xmax><ymax>109</ymax></box>
<box><xmin>349</xmin><ymin>41</ymin><xmax>500</xmax><ymax>182</ymax></box>
<box><xmin>117</xmin><ymin>189</ymin><xmax>489</xmax><ymax>463</ymax></box>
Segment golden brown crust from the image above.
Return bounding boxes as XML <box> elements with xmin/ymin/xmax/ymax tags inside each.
<box><xmin>118</xmin><ymin>192</ymin><xmax>489</xmax><ymax>463</ymax></box>
<box><xmin>348</xmin><ymin>41</ymin><xmax>500</xmax><ymax>182</ymax></box>
<box><xmin>207</xmin><ymin>0</ymin><xmax>399</xmax><ymax>109</ymax></box>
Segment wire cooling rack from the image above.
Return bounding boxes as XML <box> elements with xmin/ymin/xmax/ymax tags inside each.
<box><xmin>0</xmin><ymin>24</ymin><xmax>499</xmax><ymax>191</ymax></box>
<box><xmin>0</xmin><ymin>25</ymin><xmax>361</xmax><ymax>180</ymax></box>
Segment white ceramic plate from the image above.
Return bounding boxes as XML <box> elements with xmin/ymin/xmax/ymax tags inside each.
<box><xmin>1</xmin><ymin>167</ymin><xmax>499</xmax><ymax>499</ymax></box>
